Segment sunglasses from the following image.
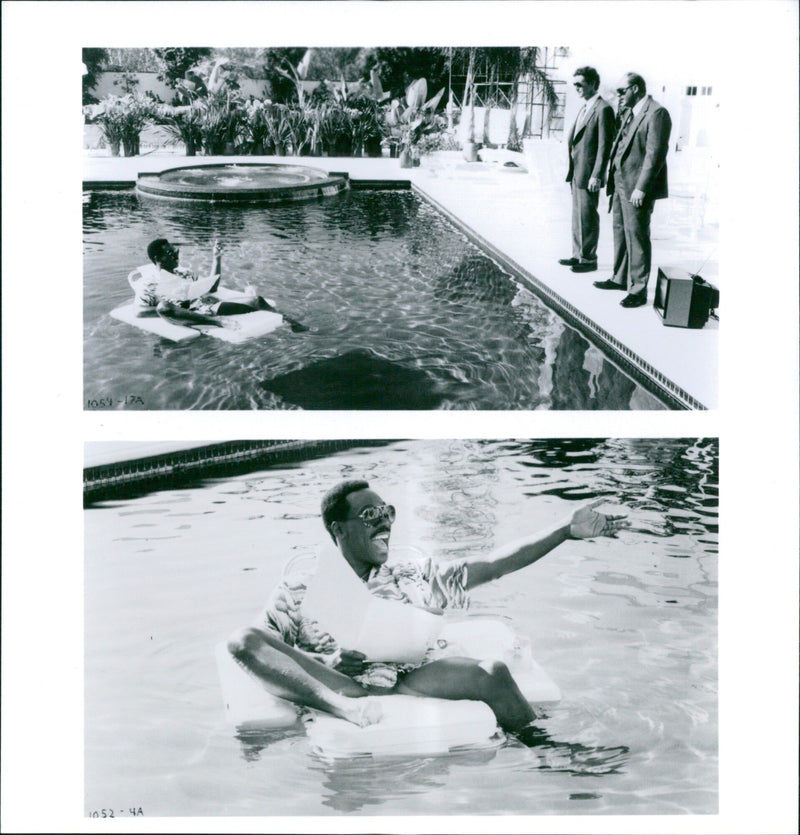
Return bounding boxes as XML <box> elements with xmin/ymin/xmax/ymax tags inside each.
<box><xmin>349</xmin><ymin>504</ymin><xmax>396</xmax><ymax>528</ymax></box>
<box><xmin>616</xmin><ymin>84</ymin><xmax>634</xmax><ymax>96</ymax></box>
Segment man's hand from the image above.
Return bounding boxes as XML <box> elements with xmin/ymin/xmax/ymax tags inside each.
<box><xmin>630</xmin><ymin>188</ymin><xmax>646</xmax><ymax>208</ymax></box>
<box><xmin>334</xmin><ymin>650</ymin><xmax>368</xmax><ymax>677</ymax></box>
<box><xmin>212</xmin><ymin>240</ymin><xmax>222</xmax><ymax>258</ymax></box>
<box><xmin>569</xmin><ymin>498</ymin><xmax>629</xmax><ymax>539</ymax></box>
<box><xmin>588</xmin><ymin>177</ymin><xmax>602</xmax><ymax>193</ymax></box>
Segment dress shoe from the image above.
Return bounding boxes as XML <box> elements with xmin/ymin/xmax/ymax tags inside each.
<box><xmin>558</xmin><ymin>257</ymin><xmax>580</xmax><ymax>266</ymax></box>
<box><xmin>593</xmin><ymin>278</ymin><xmax>626</xmax><ymax>290</ymax></box>
<box><xmin>620</xmin><ymin>290</ymin><xmax>647</xmax><ymax>308</ymax></box>
<box><xmin>571</xmin><ymin>262</ymin><xmax>597</xmax><ymax>273</ymax></box>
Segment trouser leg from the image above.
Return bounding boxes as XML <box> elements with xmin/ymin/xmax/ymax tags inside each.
<box><xmin>618</xmin><ymin>189</ymin><xmax>654</xmax><ymax>294</ymax></box>
<box><xmin>571</xmin><ymin>183</ymin><xmax>581</xmax><ymax>260</ymax></box>
<box><xmin>575</xmin><ymin>185</ymin><xmax>600</xmax><ymax>264</ymax></box>
<box><xmin>610</xmin><ymin>192</ymin><xmax>628</xmax><ymax>287</ymax></box>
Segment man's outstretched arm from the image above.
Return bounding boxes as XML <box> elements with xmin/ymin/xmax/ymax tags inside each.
<box><xmin>463</xmin><ymin>499</ymin><xmax>629</xmax><ymax>589</ymax></box>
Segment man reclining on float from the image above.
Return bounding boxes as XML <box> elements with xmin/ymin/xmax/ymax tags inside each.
<box><xmin>129</xmin><ymin>239</ymin><xmax>307</xmax><ymax>331</ymax></box>
<box><xmin>228</xmin><ymin>479</ymin><xmax>629</xmax><ymax>744</ymax></box>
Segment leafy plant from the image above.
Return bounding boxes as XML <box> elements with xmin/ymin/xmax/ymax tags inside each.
<box><xmin>82</xmin><ymin>48</ymin><xmax>108</xmax><ymax>105</ymax></box>
<box><xmin>88</xmin><ymin>93</ymin><xmax>155</xmax><ymax>156</ymax></box>
<box><xmin>196</xmin><ymin>90</ymin><xmax>245</xmax><ymax>154</ymax></box>
<box><xmin>154</xmin><ymin>48</ymin><xmax>213</xmax><ymax>88</ymax></box>
<box><xmin>274</xmin><ymin>49</ymin><xmax>314</xmax><ymax>106</ymax></box>
<box><xmin>281</xmin><ymin>106</ymin><xmax>313</xmax><ymax>155</ymax></box>
<box><xmin>243</xmin><ymin>101</ymin><xmax>271</xmax><ymax>153</ymax></box>
<box><xmin>158</xmin><ymin>103</ymin><xmax>204</xmax><ymax>155</ymax></box>
<box><xmin>385</xmin><ymin>77</ymin><xmax>446</xmax><ymax>153</ymax></box>
<box><xmin>262</xmin><ymin>104</ymin><xmax>294</xmax><ymax>155</ymax></box>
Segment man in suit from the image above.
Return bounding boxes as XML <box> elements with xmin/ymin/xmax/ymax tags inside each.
<box><xmin>559</xmin><ymin>66</ymin><xmax>615</xmax><ymax>274</ymax></box>
<box><xmin>594</xmin><ymin>73</ymin><xmax>672</xmax><ymax>307</ymax></box>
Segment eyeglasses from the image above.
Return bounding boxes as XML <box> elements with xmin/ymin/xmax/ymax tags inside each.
<box><xmin>616</xmin><ymin>84</ymin><xmax>634</xmax><ymax>96</ymax></box>
<box><xmin>348</xmin><ymin>504</ymin><xmax>396</xmax><ymax>528</ymax></box>
<box><xmin>573</xmin><ymin>81</ymin><xmax>585</xmax><ymax>89</ymax></box>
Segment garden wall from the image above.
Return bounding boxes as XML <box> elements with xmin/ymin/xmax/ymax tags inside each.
<box><xmin>90</xmin><ymin>71</ymin><xmax>272</xmax><ymax>103</ymax></box>
<box><xmin>89</xmin><ymin>72</ymin><xmax>341</xmax><ymax>103</ymax></box>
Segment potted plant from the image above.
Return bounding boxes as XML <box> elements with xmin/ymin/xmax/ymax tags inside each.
<box><xmin>244</xmin><ymin>100</ymin><xmax>269</xmax><ymax>155</ymax></box>
<box><xmin>385</xmin><ymin>78</ymin><xmax>445</xmax><ymax>168</ymax></box>
<box><xmin>197</xmin><ymin>90</ymin><xmax>244</xmax><ymax>156</ymax></box>
<box><xmin>90</xmin><ymin>94</ymin><xmax>153</xmax><ymax>157</ymax></box>
<box><xmin>263</xmin><ymin>103</ymin><xmax>293</xmax><ymax>156</ymax></box>
<box><xmin>351</xmin><ymin>98</ymin><xmax>384</xmax><ymax>157</ymax></box>
<box><xmin>282</xmin><ymin>105</ymin><xmax>312</xmax><ymax>156</ymax></box>
<box><xmin>89</xmin><ymin>100</ymin><xmax>124</xmax><ymax>157</ymax></box>
<box><xmin>159</xmin><ymin>103</ymin><xmax>203</xmax><ymax>156</ymax></box>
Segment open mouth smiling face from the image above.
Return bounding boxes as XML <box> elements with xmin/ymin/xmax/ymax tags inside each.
<box><xmin>369</xmin><ymin>527</ymin><xmax>391</xmax><ymax>558</ymax></box>
<box><xmin>338</xmin><ymin>490</ymin><xmax>397</xmax><ymax>572</ymax></box>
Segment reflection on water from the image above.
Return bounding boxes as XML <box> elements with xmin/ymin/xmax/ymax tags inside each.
<box><xmin>84</xmin><ymin>191</ymin><xmax>667</xmax><ymax>410</ymax></box>
<box><xmin>85</xmin><ymin>439</ymin><xmax>717</xmax><ymax>816</ymax></box>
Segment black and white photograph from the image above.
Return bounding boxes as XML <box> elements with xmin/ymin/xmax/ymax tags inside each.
<box><xmin>82</xmin><ymin>38</ymin><xmax>719</xmax><ymax>411</ymax></box>
<box><xmin>2</xmin><ymin>1</ymin><xmax>799</xmax><ymax>833</ymax></box>
<box><xmin>83</xmin><ymin>437</ymin><xmax>718</xmax><ymax>816</ymax></box>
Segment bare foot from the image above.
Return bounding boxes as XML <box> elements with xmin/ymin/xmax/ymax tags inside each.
<box><xmin>334</xmin><ymin>696</ymin><xmax>383</xmax><ymax>727</ymax></box>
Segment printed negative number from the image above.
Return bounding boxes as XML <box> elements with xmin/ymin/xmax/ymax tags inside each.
<box><xmin>89</xmin><ymin>808</ymin><xmax>143</xmax><ymax>817</ymax></box>
<box><xmin>87</xmin><ymin>396</ymin><xmax>145</xmax><ymax>408</ymax></box>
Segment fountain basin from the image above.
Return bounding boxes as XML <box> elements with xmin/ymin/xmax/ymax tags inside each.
<box><xmin>136</xmin><ymin>163</ymin><xmax>348</xmax><ymax>203</ymax></box>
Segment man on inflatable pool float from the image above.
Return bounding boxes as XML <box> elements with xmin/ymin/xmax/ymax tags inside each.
<box><xmin>131</xmin><ymin>239</ymin><xmax>308</xmax><ymax>332</ymax></box>
<box><xmin>228</xmin><ymin>479</ymin><xmax>629</xmax><ymax>740</ymax></box>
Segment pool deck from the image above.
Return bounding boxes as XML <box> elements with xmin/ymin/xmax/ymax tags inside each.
<box><xmin>84</xmin><ymin>146</ymin><xmax>719</xmax><ymax>409</ymax></box>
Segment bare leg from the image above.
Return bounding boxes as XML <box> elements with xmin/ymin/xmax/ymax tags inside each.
<box><xmin>215</xmin><ymin>292</ymin><xmax>309</xmax><ymax>332</ymax></box>
<box><xmin>395</xmin><ymin>657</ymin><xmax>535</xmax><ymax>732</ymax></box>
<box><xmin>156</xmin><ymin>300</ymin><xmax>224</xmax><ymax>328</ymax></box>
<box><xmin>216</xmin><ymin>299</ymin><xmax>262</xmax><ymax>315</ymax></box>
<box><xmin>227</xmin><ymin>627</ymin><xmax>382</xmax><ymax>726</ymax></box>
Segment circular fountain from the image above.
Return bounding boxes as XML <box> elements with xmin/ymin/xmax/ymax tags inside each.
<box><xmin>136</xmin><ymin>163</ymin><xmax>348</xmax><ymax>204</ymax></box>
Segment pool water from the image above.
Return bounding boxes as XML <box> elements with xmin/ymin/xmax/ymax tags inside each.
<box><xmin>83</xmin><ymin>190</ymin><xmax>666</xmax><ymax>410</ymax></box>
<box><xmin>84</xmin><ymin>438</ymin><xmax>718</xmax><ymax>816</ymax></box>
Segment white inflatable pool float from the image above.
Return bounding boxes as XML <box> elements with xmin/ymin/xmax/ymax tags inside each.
<box><xmin>215</xmin><ymin>618</ymin><xmax>560</xmax><ymax>759</ymax></box>
<box><xmin>110</xmin><ymin>288</ymin><xmax>285</xmax><ymax>344</ymax></box>
<box><xmin>218</xmin><ymin>547</ymin><xmax>561</xmax><ymax>759</ymax></box>
<box><xmin>110</xmin><ymin>264</ymin><xmax>285</xmax><ymax>343</ymax></box>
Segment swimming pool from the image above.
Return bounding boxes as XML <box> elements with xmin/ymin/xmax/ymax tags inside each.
<box><xmin>83</xmin><ymin>189</ymin><xmax>666</xmax><ymax>410</ymax></box>
<box><xmin>84</xmin><ymin>438</ymin><xmax>717</xmax><ymax>816</ymax></box>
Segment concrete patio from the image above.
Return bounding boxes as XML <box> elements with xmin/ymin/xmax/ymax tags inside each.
<box><xmin>83</xmin><ymin>142</ymin><xmax>719</xmax><ymax>409</ymax></box>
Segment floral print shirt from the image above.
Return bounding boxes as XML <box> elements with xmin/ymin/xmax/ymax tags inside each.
<box><xmin>260</xmin><ymin>557</ymin><xmax>470</xmax><ymax>688</ymax></box>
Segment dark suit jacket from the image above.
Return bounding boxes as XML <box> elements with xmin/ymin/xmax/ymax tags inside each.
<box><xmin>607</xmin><ymin>96</ymin><xmax>672</xmax><ymax>200</ymax></box>
<box><xmin>566</xmin><ymin>96</ymin><xmax>615</xmax><ymax>189</ymax></box>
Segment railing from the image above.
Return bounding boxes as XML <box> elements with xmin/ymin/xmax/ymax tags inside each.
<box><xmin>84</xmin><ymin>439</ymin><xmax>391</xmax><ymax>504</ymax></box>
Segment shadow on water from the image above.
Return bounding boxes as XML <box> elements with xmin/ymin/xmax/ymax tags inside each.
<box><xmin>260</xmin><ymin>348</ymin><xmax>445</xmax><ymax>410</ymax></box>
<box><xmin>515</xmin><ymin>724</ymin><xmax>631</xmax><ymax>776</ymax></box>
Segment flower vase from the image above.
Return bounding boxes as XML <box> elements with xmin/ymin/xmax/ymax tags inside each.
<box><xmin>399</xmin><ymin>148</ymin><xmax>413</xmax><ymax>169</ymax></box>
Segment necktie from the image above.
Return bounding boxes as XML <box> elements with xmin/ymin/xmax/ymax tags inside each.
<box><xmin>613</xmin><ymin>110</ymin><xmax>633</xmax><ymax>163</ymax></box>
